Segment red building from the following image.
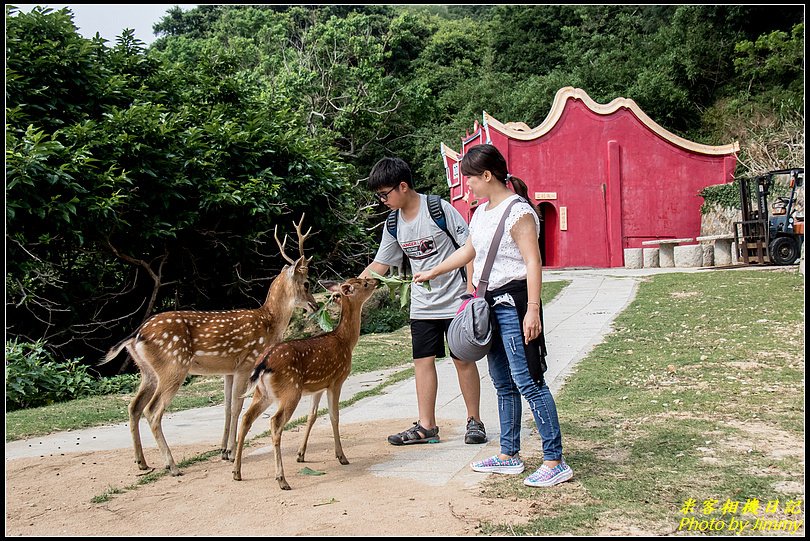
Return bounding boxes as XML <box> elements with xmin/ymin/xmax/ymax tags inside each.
<box><xmin>440</xmin><ymin>87</ymin><xmax>739</xmax><ymax>268</ymax></box>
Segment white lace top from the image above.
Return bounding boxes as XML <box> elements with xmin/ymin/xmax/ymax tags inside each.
<box><xmin>468</xmin><ymin>194</ymin><xmax>540</xmax><ymax>291</ymax></box>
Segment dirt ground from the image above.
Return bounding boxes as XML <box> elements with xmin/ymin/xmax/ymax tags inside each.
<box><xmin>7</xmin><ymin>414</ymin><xmax>805</xmax><ymax>537</ymax></box>
<box><xmin>5</xmin><ymin>418</ymin><xmax>538</xmax><ymax>536</ymax></box>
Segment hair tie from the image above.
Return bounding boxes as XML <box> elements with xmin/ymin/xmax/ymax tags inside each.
<box><xmin>505</xmin><ymin>173</ymin><xmax>513</xmax><ymax>182</ymax></box>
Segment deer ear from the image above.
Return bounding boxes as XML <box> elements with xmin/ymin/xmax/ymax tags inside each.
<box><xmin>340</xmin><ymin>283</ymin><xmax>354</xmax><ymax>296</ymax></box>
<box><xmin>293</xmin><ymin>257</ymin><xmax>308</xmax><ymax>273</ymax></box>
<box><xmin>321</xmin><ymin>280</ymin><xmax>341</xmax><ymax>293</ymax></box>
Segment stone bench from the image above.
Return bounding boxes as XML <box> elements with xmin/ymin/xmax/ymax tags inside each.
<box><xmin>643</xmin><ymin>247</ymin><xmax>659</xmax><ymax>268</ymax></box>
<box><xmin>696</xmin><ymin>234</ymin><xmax>736</xmax><ymax>266</ymax></box>
<box><xmin>640</xmin><ymin>238</ymin><xmax>694</xmax><ymax>267</ymax></box>
<box><xmin>623</xmin><ymin>248</ymin><xmax>643</xmax><ymax>269</ymax></box>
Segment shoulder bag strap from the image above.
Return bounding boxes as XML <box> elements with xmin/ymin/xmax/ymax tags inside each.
<box><xmin>475</xmin><ymin>197</ymin><xmax>521</xmax><ymax>297</ymax></box>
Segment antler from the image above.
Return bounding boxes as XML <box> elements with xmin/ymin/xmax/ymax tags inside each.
<box><xmin>274</xmin><ymin>213</ymin><xmax>313</xmax><ymax>265</ymax></box>
<box><xmin>292</xmin><ymin>213</ymin><xmax>313</xmax><ymax>262</ymax></box>
<box><xmin>274</xmin><ymin>225</ymin><xmax>296</xmax><ymax>265</ymax></box>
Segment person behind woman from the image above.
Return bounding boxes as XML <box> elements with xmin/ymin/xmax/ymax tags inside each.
<box><xmin>413</xmin><ymin>143</ymin><xmax>573</xmax><ymax>487</ymax></box>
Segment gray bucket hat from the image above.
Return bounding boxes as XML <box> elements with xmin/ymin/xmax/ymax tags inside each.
<box><xmin>447</xmin><ymin>296</ymin><xmax>493</xmax><ymax>362</ymax></box>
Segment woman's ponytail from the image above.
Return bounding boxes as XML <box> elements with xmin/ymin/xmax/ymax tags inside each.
<box><xmin>507</xmin><ymin>175</ymin><xmax>542</xmax><ymax>222</ymax></box>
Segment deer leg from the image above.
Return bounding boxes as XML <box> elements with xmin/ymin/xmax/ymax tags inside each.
<box><xmin>232</xmin><ymin>387</ymin><xmax>273</xmax><ymax>481</ymax></box>
<box><xmin>220</xmin><ymin>374</ymin><xmax>234</xmax><ymax>459</ymax></box>
<box><xmin>128</xmin><ymin>368</ymin><xmax>158</xmax><ymax>471</ymax></box>
<box><xmin>326</xmin><ymin>385</ymin><xmax>349</xmax><ymax>465</ymax></box>
<box><xmin>143</xmin><ymin>373</ymin><xmax>186</xmax><ymax>476</ymax></box>
<box><xmin>297</xmin><ymin>391</ymin><xmax>323</xmax><ymax>463</ymax></box>
<box><xmin>271</xmin><ymin>399</ymin><xmax>299</xmax><ymax>490</ymax></box>
<box><xmin>224</xmin><ymin>371</ymin><xmax>251</xmax><ymax>462</ymax></box>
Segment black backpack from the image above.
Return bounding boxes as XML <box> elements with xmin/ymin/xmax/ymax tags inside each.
<box><xmin>385</xmin><ymin>194</ymin><xmax>466</xmax><ymax>280</ymax></box>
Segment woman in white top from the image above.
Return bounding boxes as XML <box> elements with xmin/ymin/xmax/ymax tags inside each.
<box><xmin>414</xmin><ymin>144</ymin><xmax>573</xmax><ymax>488</ymax></box>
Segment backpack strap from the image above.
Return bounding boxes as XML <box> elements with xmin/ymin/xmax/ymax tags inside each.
<box><xmin>385</xmin><ymin>209</ymin><xmax>399</xmax><ymax>240</ymax></box>
<box><xmin>428</xmin><ymin>194</ymin><xmax>466</xmax><ymax>280</ymax></box>
<box><xmin>427</xmin><ymin>194</ymin><xmax>459</xmax><ymax>250</ymax></box>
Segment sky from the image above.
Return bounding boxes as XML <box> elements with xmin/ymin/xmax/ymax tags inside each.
<box><xmin>12</xmin><ymin>4</ymin><xmax>199</xmax><ymax>45</ymax></box>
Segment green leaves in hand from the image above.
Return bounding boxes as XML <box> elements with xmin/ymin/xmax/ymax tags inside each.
<box><xmin>369</xmin><ymin>270</ymin><xmax>430</xmax><ymax>309</ymax></box>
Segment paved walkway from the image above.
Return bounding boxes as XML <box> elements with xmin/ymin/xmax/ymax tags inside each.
<box><xmin>5</xmin><ymin>267</ymin><xmax>707</xmax><ymax>483</ymax></box>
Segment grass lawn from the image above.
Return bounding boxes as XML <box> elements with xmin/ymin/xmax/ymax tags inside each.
<box><xmin>478</xmin><ymin>268</ymin><xmax>805</xmax><ymax>536</ymax></box>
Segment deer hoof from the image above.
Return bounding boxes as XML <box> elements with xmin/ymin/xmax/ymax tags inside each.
<box><xmin>233</xmin><ymin>471</ymin><xmax>242</xmax><ymax>481</ymax></box>
<box><xmin>277</xmin><ymin>476</ymin><xmax>291</xmax><ymax>490</ymax></box>
<box><xmin>296</xmin><ymin>454</ymin><xmax>306</xmax><ymax>463</ymax></box>
<box><xmin>338</xmin><ymin>455</ymin><xmax>349</xmax><ymax>465</ymax></box>
<box><xmin>137</xmin><ymin>461</ymin><xmax>150</xmax><ymax>471</ymax></box>
<box><xmin>167</xmin><ymin>466</ymin><xmax>182</xmax><ymax>477</ymax></box>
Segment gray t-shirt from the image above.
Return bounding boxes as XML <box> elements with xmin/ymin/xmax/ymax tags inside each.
<box><xmin>373</xmin><ymin>194</ymin><xmax>469</xmax><ymax>319</ymax></box>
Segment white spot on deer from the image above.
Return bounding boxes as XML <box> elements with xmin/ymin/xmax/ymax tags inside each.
<box><xmin>258</xmin><ymin>337</ymin><xmax>265</xmax><ymax>345</ymax></box>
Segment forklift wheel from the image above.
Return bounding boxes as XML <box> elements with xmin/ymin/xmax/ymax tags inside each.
<box><xmin>769</xmin><ymin>237</ymin><xmax>800</xmax><ymax>265</ymax></box>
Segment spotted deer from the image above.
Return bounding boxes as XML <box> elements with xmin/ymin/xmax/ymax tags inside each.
<box><xmin>232</xmin><ymin>277</ymin><xmax>379</xmax><ymax>490</ymax></box>
<box><xmin>102</xmin><ymin>215</ymin><xmax>317</xmax><ymax>476</ymax></box>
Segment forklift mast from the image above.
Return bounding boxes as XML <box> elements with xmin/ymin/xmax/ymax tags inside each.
<box><xmin>734</xmin><ymin>168</ymin><xmax>804</xmax><ymax>265</ymax></box>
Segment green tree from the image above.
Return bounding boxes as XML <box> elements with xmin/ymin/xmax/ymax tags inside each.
<box><xmin>6</xmin><ymin>6</ymin><xmax>366</xmax><ymax>370</ymax></box>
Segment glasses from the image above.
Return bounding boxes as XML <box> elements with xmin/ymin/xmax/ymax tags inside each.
<box><xmin>375</xmin><ymin>186</ymin><xmax>398</xmax><ymax>202</ymax></box>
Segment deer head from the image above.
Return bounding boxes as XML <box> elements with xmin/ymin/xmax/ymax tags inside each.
<box><xmin>266</xmin><ymin>213</ymin><xmax>318</xmax><ymax>314</ymax></box>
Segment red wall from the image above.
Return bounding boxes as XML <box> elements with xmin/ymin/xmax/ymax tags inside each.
<box><xmin>442</xmin><ymin>89</ymin><xmax>738</xmax><ymax>268</ymax></box>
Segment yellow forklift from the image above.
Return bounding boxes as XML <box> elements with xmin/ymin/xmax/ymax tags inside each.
<box><xmin>733</xmin><ymin>168</ymin><xmax>804</xmax><ymax>265</ymax></box>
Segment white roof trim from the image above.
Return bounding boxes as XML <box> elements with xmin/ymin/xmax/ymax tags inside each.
<box><xmin>483</xmin><ymin>86</ymin><xmax>739</xmax><ymax>155</ymax></box>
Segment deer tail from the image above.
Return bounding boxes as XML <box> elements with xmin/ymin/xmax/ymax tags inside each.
<box><xmin>242</xmin><ymin>347</ymin><xmax>274</xmax><ymax>398</ymax></box>
<box><xmin>98</xmin><ymin>332</ymin><xmax>137</xmax><ymax>366</ymax></box>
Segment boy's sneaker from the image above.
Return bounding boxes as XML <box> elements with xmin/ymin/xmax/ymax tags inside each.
<box><xmin>470</xmin><ymin>455</ymin><xmax>525</xmax><ymax>474</ymax></box>
<box><xmin>387</xmin><ymin>421</ymin><xmax>440</xmax><ymax>445</ymax></box>
<box><xmin>464</xmin><ymin>417</ymin><xmax>487</xmax><ymax>444</ymax></box>
<box><xmin>523</xmin><ymin>460</ymin><xmax>574</xmax><ymax>487</ymax></box>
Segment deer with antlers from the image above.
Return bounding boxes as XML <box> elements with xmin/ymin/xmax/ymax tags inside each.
<box><xmin>232</xmin><ymin>277</ymin><xmax>379</xmax><ymax>490</ymax></box>
<box><xmin>102</xmin><ymin>215</ymin><xmax>318</xmax><ymax>476</ymax></box>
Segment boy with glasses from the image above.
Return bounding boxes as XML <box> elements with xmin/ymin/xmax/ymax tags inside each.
<box><xmin>360</xmin><ymin>157</ymin><xmax>487</xmax><ymax>446</ymax></box>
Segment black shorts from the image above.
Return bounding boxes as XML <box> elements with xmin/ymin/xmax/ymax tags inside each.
<box><xmin>410</xmin><ymin>318</ymin><xmax>460</xmax><ymax>360</ymax></box>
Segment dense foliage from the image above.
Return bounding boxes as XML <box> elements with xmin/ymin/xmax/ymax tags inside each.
<box><xmin>5</xmin><ymin>5</ymin><xmax>804</xmax><ymax>378</ymax></box>
<box><xmin>5</xmin><ymin>338</ymin><xmax>140</xmax><ymax>410</ymax></box>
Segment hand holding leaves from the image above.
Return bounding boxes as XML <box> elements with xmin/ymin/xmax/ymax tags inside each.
<box><xmin>369</xmin><ymin>271</ymin><xmax>430</xmax><ymax>309</ymax></box>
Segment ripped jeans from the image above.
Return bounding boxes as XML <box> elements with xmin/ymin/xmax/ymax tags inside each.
<box><xmin>487</xmin><ymin>302</ymin><xmax>563</xmax><ymax>460</ymax></box>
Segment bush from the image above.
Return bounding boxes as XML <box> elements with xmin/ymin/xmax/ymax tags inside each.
<box><xmin>360</xmin><ymin>287</ymin><xmax>411</xmax><ymax>334</ymax></box>
<box><xmin>93</xmin><ymin>373</ymin><xmax>141</xmax><ymax>395</ymax></box>
<box><xmin>4</xmin><ymin>339</ymin><xmax>139</xmax><ymax>411</ymax></box>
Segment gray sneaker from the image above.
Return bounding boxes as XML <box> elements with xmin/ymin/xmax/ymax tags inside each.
<box><xmin>464</xmin><ymin>417</ymin><xmax>487</xmax><ymax>444</ymax></box>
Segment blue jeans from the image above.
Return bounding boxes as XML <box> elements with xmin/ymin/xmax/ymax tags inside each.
<box><xmin>487</xmin><ymin>303</ymin><xmax>563</xmax><ymax>460</ymax></box>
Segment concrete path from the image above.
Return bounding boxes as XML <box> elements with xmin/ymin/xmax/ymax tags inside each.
<box><xmin>5</xmin><ymin>267</ymin><xmax>706</xmax><ymax>483</ymax></box>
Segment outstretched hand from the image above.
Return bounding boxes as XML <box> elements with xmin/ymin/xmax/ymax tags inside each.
<box><xmin>412</xmin><ymin>269</ymin><xmax>436</xmax><ymax>283</ymax></box>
